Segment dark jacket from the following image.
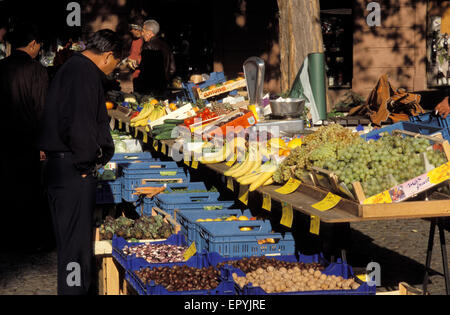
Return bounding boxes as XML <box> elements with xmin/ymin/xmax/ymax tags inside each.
<box><xmin>143</xmin><ymin>36</ymin><xmax>176</xmax><ymax>81</ymax></box>
<box><xmin>38</xmin><ymin>53</ymin><xmax>114</xmax><ymax>175</ymax></box>
<box><xmin>0</xmin><ymin>50</ymin><xmax>48</xmax><ymax>144</ymax></box>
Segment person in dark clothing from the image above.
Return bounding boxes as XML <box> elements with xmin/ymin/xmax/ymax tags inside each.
<box><xmin>0</xmin><ymin>23</ymin><xmax>50</xmax><ymax>251</ymax></box>
<box><xmin>38</xmin><ymin>29</ymin><xmax>122</xmax><ymax>295</ymax></box>
<box><xmin>134</xmin><ymin>19</ymin><xmax>175</xmax><ymax>96</ymax></box>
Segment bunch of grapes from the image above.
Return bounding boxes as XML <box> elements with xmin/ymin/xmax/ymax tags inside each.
<box><xmin>323</xmin><ymin>134</ymin><xmax>447</xmax><ymax>197</ymax></box>
<box><xmin>274</xmin><ymin>124</ymin><xmax>360</xmax><ymax>183</ymax></box>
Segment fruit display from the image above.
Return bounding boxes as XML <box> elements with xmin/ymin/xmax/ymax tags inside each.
<box><xmin>273</xmin><ymin>124</ymin><xmax>360</xmax><ymax>184</ymax></box>
<box><xmin>216</xmin><ymin>256</ymin><xmax>324</xmax><ymax>274</ymax></box>
<box><xmin>130</xmin><ymin>100</ymin><xmax>167</xmax><ymax>128</ymax></box>
<box><xmin>122</xmin><ymin>243</ymin><xmax>188</xmax><ymax>264</ymax></box>
<box><xmin>134</xmin><ymin>266</ymin><xmax>221</xmax><ymax>292</ymax></box>
<box><xmin>99</xmin><ymin>215</ymin><xmax>175</xmax><ymax>241</ymax></box>
<box><xmin>232</xmin><ymin>267</ymin><xmax>361</xmax><ymax>293</ymax></box>
<box><xmin>321</xmin><ymin>134</ymin><xmax>448</xmax><ymax>197</ymax></box>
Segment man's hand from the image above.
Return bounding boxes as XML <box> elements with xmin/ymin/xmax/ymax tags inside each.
<box><xmin>435</xmin><ymin>96</ymin><xmax>450</xmax><ymax>118</ymax></box>
<box><xmin>40</xmin><ymin>151</ymin><xmax>46</xmax><ymax>161</ymax></box>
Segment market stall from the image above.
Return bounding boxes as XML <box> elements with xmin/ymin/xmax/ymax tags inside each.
<box><xmin>95</xmin><ymin>65</ymin><xmax>450</xmax><ymax>296</ymax></box>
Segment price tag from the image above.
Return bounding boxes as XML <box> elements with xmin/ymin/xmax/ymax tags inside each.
<box><xmin>310</xmin><ymin>215</ymin><xmax>320</xmax><ymax>235</ymax></box>
<box><xmin>109</xmin><ymin>118</ymin><xmax>116</xmax><ymax>131</ymax></box>
<box><xmin>226</xmin><ymin>156</ymin><xmax>237</xmax><ymax>167</ymax></box>
<box><xmin>356</xmin><ymin>274</ymin><xmax>367</xmax><ymax>283</ymax></box>
<box><xmin>363</xmin><ymin>191</ymin><xmax>392</xmax><ymax>205</ymax></box>
<box><xmin>239</xmin><ymin>187</ymin><xmax>249</xmax><ymax>206</ymax></box>
<box><xmin>118</xmin><ymin>120</ymin><xmax>123</xmax><ymax>130</ymax></box>
<box><xmin>192</xmin><ymin>160</ymin><xmax>199</xmax><ymax>170</ymax></box>
<box><xmin>184</xmin><ymin>242</ymin><xmax>197</xmax><ymax>262</ymax></box>
<box><xmin>134</xmin><ymin>128</ymin><xmax>138</xmax><ymax>138</ymax></box>
<box><xmin>312</xmin><ymin>193</ymin><xmax>342</xmax><ymax>212</ymax></box>
<box><xmin>125</xmin><ymin>123</ymin><xmax>130</xmax><ymax>133</ymax></box>
<box><xmin>262</xmin><ymin>193</ymin><xmax>272</xmax><ymax>212</ymax></box>
<box><xmin>161</xmin><ymin>144</ymin><xmax>167</xmax><ymax>155</ymax></box>
<box><xmin>275</xmin><ymin>178</ymin><xmax>302</xmax><ymax>195</ymax></box>
<box><xmin>280</xmin><ymin>202</ymin><xmax>293</xmax><ymax>228</ymax></box>
<box><xmin>227</xmin><ymin>177</ymin><xmax>234</xmax><ymax>192</ymax></box>
<box><xmin>143</xmin><ymin>132</ymin><xmax>148</xmax><ymax>144</ymax></box>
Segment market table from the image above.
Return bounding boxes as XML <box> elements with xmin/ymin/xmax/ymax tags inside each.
<box><xmin>107</xmin><ymin>109</ymin><xmax>450</xmax><ymax>295</ymax></box>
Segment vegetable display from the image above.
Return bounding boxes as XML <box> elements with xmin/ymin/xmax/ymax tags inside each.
<box><xmin>99</xmin><ymin>215</ymin><xmax>175</xmax><ymax>241</ymax></box>
<box><xmin>135</xmin><ymin>266</ymin><xmax>221</xmax><ymax>292</ymax></box>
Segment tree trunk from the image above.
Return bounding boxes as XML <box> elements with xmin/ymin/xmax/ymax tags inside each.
<box><xmin>277</xmin><ymin>0</ymin><xmax>324</xmax><ymax>92</ymax></box>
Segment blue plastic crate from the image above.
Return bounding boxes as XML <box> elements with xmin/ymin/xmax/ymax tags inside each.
<box><xmin>219</xmin><ymin>254</ymin><xmax>375</xmax><ymax>295</ymax></box>
<box><xmin>182</xmin><ymin>72</ymin><xmax>227</xmax><ymax>103</ymax></box>
<box><xmin>175</xmin><ymin>209</ymin><xmax>252</xmax><ymax>249</ymax></box>
<box><xmin>409</xmin><ymin>112</ymin><xmax>450</xmax><ymax>129</ymax></box>
<box><xmin>136</xmin><ymin>182</ymin><xmax>209</xmax><ymax>217</ymax></box>
<box><xmin>121</xmin><ymin>172</ymin><xmax>190</xmax><ymax>203</ymax></box>
<box><xmin>363</xmin><ymin>122</ymin><xmax>445</xmax><ymax>141</ymax></box>
<box><xmin>111</xmin><ymin>152</ymin><xmax>154</xmax><ymax>162</ymax></box>
<box><xmin>196</xmin><ymin>221</ymin><xmax>296</xmax><ymax>258</ymax></box>
<box><xmin>125</xmin><ymin>252</ymin><xmax>236</xmax><ymax>295</ymax></box>
<box><xmin>96</xmin><ymin>179</ymin><xmax>122</xmax><ymax>205</ymax></box>
<box><xmin>155</xmin><ymin>200</ymin><xmax>235</xmax><ymax>218</ymax></box>
<box><xmin>112</xmin><ymin>232</ymin><xmax>187</xmax><ymax>270</ymax></box>
<box><xmin>155</xmin><ymin>192</ymin><xmax>221</xmax><ymax>208</ymax></box>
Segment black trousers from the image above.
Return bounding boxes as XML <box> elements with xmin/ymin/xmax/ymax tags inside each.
<box><xmin>45</xmin><ymin>155</ymin><xmax>97</xmax><ymax>295</ymax></box>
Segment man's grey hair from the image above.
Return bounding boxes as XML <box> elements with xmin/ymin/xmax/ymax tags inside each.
<box><xmin>143</xmin><ymin>20</ymin><xmax>160</xmax><ymax>35</ymax></box>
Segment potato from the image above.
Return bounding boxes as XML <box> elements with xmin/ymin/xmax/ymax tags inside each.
<box><xmin>302</xmin><ymin>269</ymin><xmax>309</xmax><ymax>276</ymax></box>
<box><xmin>308</xmin><ymin>268</ymin><xmax>315</xmax><ymax>275</ymax></box>
<box><xmin>320</xmin><ymin>274</ymin><xmax>327</xmax><ymax>281</ymax></box>
<box><xmin>256</xmin><ymin>268</ymin><xmax>264</xmax><ymax>275</ymax></box>
<box><xmin>351</xmin><ymin>283</ymin><xmax>360</xmax><ymax>290</ymax></box>
<box><xmin>314</xmin><ymin>270</ymin><xmax>322</xmax><ymax>279</ymax></box>
<box><xmin>267</xmin><ymin>266</ymin><xmax>275</xmax><ymax>273</ymax></box>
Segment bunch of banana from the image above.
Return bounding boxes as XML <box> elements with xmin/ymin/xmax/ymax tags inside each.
<box><xmin>240</xmin><ymin>162</ymin><xmax>277</xmax><ymax>192</ymax></box>
<box><xmin>130</xmin><ymin>102</ymin><xmax>155</xmax><ymax>127</ymax></box>
<box><xmin>224</xmin><ymin>143</ymin><xmax>261</xmax><ymax>178</ymax></box>
<box><xmin>149</xmin><ymin>106</ymin><xmax>167</xmax><ymax>123</ymax></box>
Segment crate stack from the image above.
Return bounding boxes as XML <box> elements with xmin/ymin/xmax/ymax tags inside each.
<box><xmin>96</xmin><ymin>152</ymin><xmax>155</xmax><ymax>205</ymax></box>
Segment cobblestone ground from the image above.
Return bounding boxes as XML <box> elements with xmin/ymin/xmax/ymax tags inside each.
<box><xmin>0</xmin><ymin>219</ymin><xmax>448</xmax><ymax>295</ymax></box>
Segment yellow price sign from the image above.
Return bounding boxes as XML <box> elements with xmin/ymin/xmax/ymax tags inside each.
<box><xmin>280</xmin><ymin>202</ymin><xmax>293</xmax><ymax>228</ymax></box>
<box><xmin>161</xmin><ymin>144</ymin><xmax>167</xmax><ymax>155</ymax></box>
<box><xmin>118</xmin><ymin>120</ymin><xmax>123</xmax><ymax>130</ymax></box>
<box><xmin>192</xmin><ymin>160</ymin><xmax>199</xmax><ymax>170</ymax></box>
<box><xmin>312</xmin><ymin>193</ymin><xmax>342</xmax><ymax>212</ymax></box>
<box><xmin>183</xmin><ymin>242</ymin><xmax>197</xmax><ymax>262</ymax></box>
<box><xmin>262</xmin><ymin>193</ymin><xmax>272</xmax><ymax>212</ymax></box>
<box><xmin>239</xmin><ymin>187</ymin><xmax>249</xmax><ymax>206</ymax></box>
<box><xmin>428</xmin><ymin>162</ymin><xmax>450</xmax><ymax>185</ymax></box>
<box><xmin>363</xmin><ymin>191</ymin><xmax>392</xmax><ymax>205</ymax></box>
<box><xmin>143</xmin><ymin>132</ymin><xmax>148</xmax><ymax>144</ymax></box>
<box><xmin>310</xmin><ymin>215</ymin><xmax>320</xmax><ymax>235</ymax></box>
<box><xmin>275</xmin><ymin>178</ymin><xmax>302</xmax><ymax>195</ymax></box>
<box><xmin>184</xmin><ymin>154</ymin><xmax>191</xmax><ymax>167</ymax></box>
<box><xmin>153</xmin><ymin>140</ymin><xmax>159</xmax><ymax>152</ymax></box>
<box><xmin>227</xmin><ymin>177</ymin><xmax>234</xmax><ymax>192</ymax></box>
<box><xmin>134</xmin><ymin>128</ymin><xmax>138</xmax><ymax>138</ymax></box>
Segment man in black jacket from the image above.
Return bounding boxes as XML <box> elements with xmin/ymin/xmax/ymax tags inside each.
<box><xmin>0</xmin><ymin>23</ymin><xmax>49</xmax><ymax>251</ymax></box>
<box><xmin>134</xmin><ymin>19</ymin><xmax>176</xmax><ymax>96</ymax></box>
<box><xmin>38</xmin><ymin>29</ymin><xmax>122</xmax><ymax>295</ymax></box>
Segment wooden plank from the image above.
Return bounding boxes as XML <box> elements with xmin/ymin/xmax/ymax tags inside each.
<box><xmin>105</xmin><ymin>257</ymin><xmax>120</xmax><ymax>295</ymax></box>
<box><xmin>360</xmin><ymin>200</ymin><xmax>450</xmax><ymax>219</ymax></box>
<box><xmin>398</xmin><ymin>282</ymin><xmax>423</xmax><ymax>295</ymax></box>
